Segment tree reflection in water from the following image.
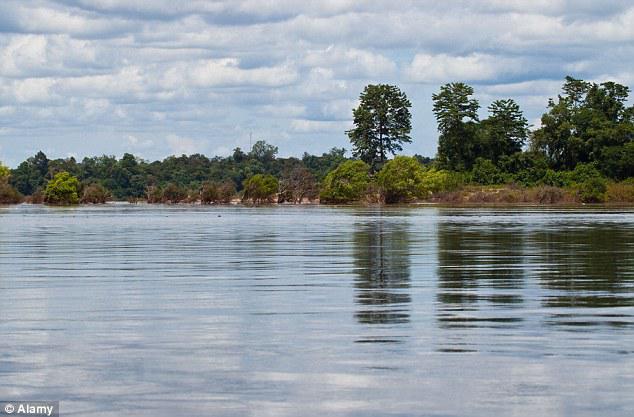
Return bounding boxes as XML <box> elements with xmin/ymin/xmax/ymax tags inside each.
<box><xmin>529</xmin><ymin>225</ymin><xmax>634</xmax><ymax>328</ymax></box>
<box><xmin>353</xmin><ymin>218</ymin><xmax>411</xmax><ymax>343</ymax></box>
<box><xmin>436</xmin><ymin>220</ymin><xmax>526</xmax><ymax>333</ymax></box>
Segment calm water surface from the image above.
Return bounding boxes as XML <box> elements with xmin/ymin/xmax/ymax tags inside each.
<box><xmin>1</xmin><ymin>204</ymin><xmax>634</xmax><ymax>417</ymax></box>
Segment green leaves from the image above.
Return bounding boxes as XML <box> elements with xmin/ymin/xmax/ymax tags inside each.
<box><xmin>481</xmin><ymin>99</ymin><xmax>529</xmax><ymax>162</ymax></box>
<box><xmin>347</xmin><ymin>84</ymin><xmax>412</xmax><ymax>172</ymax></box>
<box><xmin>0</xmin><ymin>161</ymin><xmax>10</xmax><ymax>181</ymax></box>
<box><xmin>242</xmin><ymin>174</ymin><xmax>279</xmax><ymax>204</ymax></box>
<box><xmin>433</xmin><ymin>83</ymin><xmax>480</xmax><ymax>171</ymax></box>
<box><xmin>320</xmin><ymin>160</ymin><xmax>370</xmax><ymax>204</ymax></box>
<box><xmin>44</xmin><ymin>171</ymin><xmax>80</xmax><ymax>205</ymax></box>
<box><xmin>531</xmin><ymin>76</ymin><xmax>634</xmax><ymax>172</ymax></box>
<box><xmin>376</xmin><ymin>156</ymin><xmax>427</xmax><ymax>203</ymax></box>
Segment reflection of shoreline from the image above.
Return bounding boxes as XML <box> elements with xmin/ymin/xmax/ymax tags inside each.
<box><xmin>436</xmin><ymin>220</ymin><xmax>527</xmax><ymax>346</ymax></box>
<box><xmin>353</xmin><ymin>219</ymin><xmax>411</xmax><ymax>329</ymax></box>
<box><xmin>435</xmin><ymin>215</ymin><xmax>634</xmax><ymax>353</ymax></box>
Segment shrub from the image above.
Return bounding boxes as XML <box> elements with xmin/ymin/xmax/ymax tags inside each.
<box><xmin>201</xmin><ymin>180</ymin><xmax>236</xmax><ymax>204</ymax></box>
<box><xmin>377</xmin><ymin>156</ymin><xmax>426</xmax><ymax>203</ymax></box>
<box><xmin>319</xmin><ymin>160</ymin><xmax>370</xmax><ymax>204</ymax></box>
<box><xmin>532</xmin><ymin>186</ymin><xmax>567</xmax><ymax>204</ymax></box>
<box><xmin>567</xmin><ymin>163</ymin><xmax>603</xmax><ymax>184</ymax></box>
<box><xmin>599</xmin><ymin>142</ymin><xmax>634</xmax><ymax>180</ymax></box>
<box><xmin>44</xmin><ymin>171</ymin><xmax>80</xmax><ymax>205</ymax></box>
<box><xmin>81</xmin><ymin>183</ymin><xmax>110</xmax><ymax>204</ymax></box>
<box><xmin>0</xmin><ymin>162</ymin><xmax>9</xmax><ymax>181</ymax></box>
<box><xmin>162</xmin><ymin>183</ymin><xmax>188</xmax><ymax>203</ymax></box>
<box><xmin>279</xmin><ymin>167</ymin><xmax>318</xmax><ymax>204</ymax></box>
<box><xmin>146</xmin><ymin>185</ymin><xmax>163</xmax><ymax>203</ymax></box>
<box><xmin>242</xmin><ymin>174</ymin><xmax>279</xmax><ymax>204</ymax></box>
<box><xmin>471</xmin><ymin>158</ymin><xmax>506</xmax><ymax>185</ymax></box>
<box><xmin>420</xmin><ymin>169</ymin><xmax>464</xmax><ymax>196</ymax></box>
<box><xmin>606</xmin><ymin>181</ymin><xmax>634</xmax><ymax>203</ymax></box>
<box><xmin>26</xmin><ymin>188</ymin><xmax>44</xmax><ymax>204</ymax></box>
<box><xmin>218</xmin><ymin>181</ymin><xmax>237</xmax><ymax>203</ymax></box>
<box><xmin>577</xmin><ymin>177</ymin><xmax>607</xmax><ymax>203</ymax></box>
<box><xmin>0</xmin><ymin>181</ymin><xmax>23</xmax><ymax>204</ymax></box>
<box><xmin>540</xmin><ymin>169</ymin><xmax>569</xmax><ymax>187</ymax></box>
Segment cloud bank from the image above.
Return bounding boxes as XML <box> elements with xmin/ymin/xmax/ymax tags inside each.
<box><xmin>0</xmin><ymin>0</ymin><xmax>633</xmax><ymax>165</ymax></box>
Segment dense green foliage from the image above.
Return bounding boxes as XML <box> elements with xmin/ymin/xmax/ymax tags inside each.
<box><xmin>242</xmin><ymin>174</ymin><xmax>279</xmax><ymax>204</ymax></box>
<box><xmin>320</xmin><ymin>160</ymin><xmax>371</xmax><ymax>203</ymax></box>
<box><xmin>0</xmin><ymin>162</ymin><xmax>22</xmax><ymax>204</ymax></box>
<box><xmin>470</xmin><ymin>158</ymin><xmax>506</xmax><ymax>185</ymax></box>
<box><xmin>376</xmin><ymin>156</ymin><xmax>427</xmax><ymax>203</ymax></box>
<box><xmin>347</xmin><ymin>84</ymin><xmax>412</xmax><ymax>172</ymax></box>
<box><xmin>433</xmin><ymin>83</ymin><xmax>480</xmax><ymax>170</ymax></box>
<box><xmin>44</xmin><ymin>171</ymin><xmax>80</xmax><ymax>205</ymax></box>
<box><xmin>431</xmin><ymin>76</ymin><xmax>633</xmax><ymax>196</ymax></box>
<box><xmin>0</xmin><ymin>161</ymin><xmax>10</xmax><ymax>180</ymax></box>
<box><xmin>9</xmin><ymin>143</ymin><xmax>350</xmax><ymax>203</ymax></box>
<box><xmin>532</xmin><ymin>77</ymin><xmax>634</xmax><ymax>176</ymax></box>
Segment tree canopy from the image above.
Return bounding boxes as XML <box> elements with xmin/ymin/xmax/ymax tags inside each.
<box><xmin>347</xmin><ymin>84</ymin><xmax>412</xmax><ymax>172</ymax></box>
<box><xmin>531</xmin><ymin>76</ymin><xmax>634</xmax><ymax>175</ymax></box>
<box><xmin>433</xmin><ymin>82</ymin><xmax>480</xmax><ymax>170</ymax></box>
<box><xmin>44</xmin><ymin>171</ymin><xmax>80</xmax><ymax>205</ymax></box>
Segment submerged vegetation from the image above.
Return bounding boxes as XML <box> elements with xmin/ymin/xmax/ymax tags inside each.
<box><xmin>1</xmin><ymin>76</ymin><xmax>633</xmax><ymax>206</ymax></box>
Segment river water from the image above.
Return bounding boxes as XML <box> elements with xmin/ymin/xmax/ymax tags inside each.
<box><xmin>1</xmin><ymin>204</ymin><xmax>633</xmax><ymax>416</ymax></box>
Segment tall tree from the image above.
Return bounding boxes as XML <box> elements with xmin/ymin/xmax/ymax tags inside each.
<box><xmin>480</xmin><ymin>99</ymin><xmax>529</xmax><ymax>163</ymax></box>
<box><xmin>433</xmin><ymin>83</ymin><xmax>480</xmax><ymax>170</ymax></box>
<box><xmin>347</xmin><ymin>84</ymin><xmax>412</xmax><ymax>172</ymax></box>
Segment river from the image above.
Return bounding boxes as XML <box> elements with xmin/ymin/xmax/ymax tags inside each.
<box><xmin>1</xmin><ymin>204</ymin><xmax>633</xmax><ymax>416</ymax></box>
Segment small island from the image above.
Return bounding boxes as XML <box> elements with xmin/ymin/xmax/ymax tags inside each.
<box><xmin>1</xmin><ymin>76</ymin><xmax>633</xmax><ymax>206</ymax></box>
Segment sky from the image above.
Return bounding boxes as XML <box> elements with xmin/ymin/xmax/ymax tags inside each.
<box><xmin>1</xmin><ymin>0</ymin><xmax>633</xmax><ymax>167</ymax></box>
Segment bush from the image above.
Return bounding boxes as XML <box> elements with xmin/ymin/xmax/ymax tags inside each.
<box><xmin>606</xmin><ymin>181</ymin><xmax>634</xmax><ymax>203</ymax></box>
<box><xmin>567</xmin><ymin>163</ymin><xmax>603</xmax><ymax>184</ymax></box>
<box><xmin>162</xmin><ymin>183</ymin><xmax>188</xmax><ymax>203</ymax></box>
<box><xmin>471</xmin><ymin>158</ymin><xmax>506</xmax><ymax>185</ymax></box>
<box><xmin>44</xmin><ymin>171</ymin><xmax>80</xmax><ymax>205</ymax></box>
<box><xmin>201</xmin><ymin>180</ymin><xmax>236</xmax><ymax>204</ymax></box>
<box><xmin>279</xmin><ymin>167</ymin><xmax>318</xmax><ymax>204</ymax></box>
<box><xmin>0</xmin><ymin>163</ymin><xmax>22</xmax><ymax>204</ymax></box>
<box><xmin>540</xmin><ymin>169</ymin><xmax>569</xmax><ymax>187</ymax></box>
<box><xmin>577</xmin><ymin>177</ymin><xmax>607</xmax><ymax>203</ymax></box>
<box><xmin>532</xmin><ymin>186</ymin><xmax>567</xmax><ymax>204</ymax></box>
<box><xmin>26</xmin><ymin>188</ymin><xmax>44</xmax><ymax>204</ymax></box>
<box><xmin>319</xmin><ymin>160</ymin><xmax>370</xmax><ymax>204</ymax></box>
<box><xmin>242</xmin><ymin>174</ymin><xmax>279</xmax><ymax>204</ymax></box>
<box><xmin>0</xmin><ymin>181</ymin><xmax>23</xmax><ymax>204</ymax></box>
<box><xmin>377</xmin><ymin>156</ymin><xmax>427</xmax><ymax>203</ymax></box>
<box><xmin>146</xmin><ymin>185</ymin><xmax>163</xmax><ymax>203</ymax></box>
<box><xmin>0</xmin><ymin>162</ymin><xmax>9</xmax><ymax>181</ymax></box>
<box><xmin>420</xmin><ymin>169</ymin><xmax>463</xmax><ymax>196</ymax></box>
<box><xmin>599</xmin><ymin>142</ymin><xmax>634</xmax><ymax>180</ymax></box>
<box><xmin>81</xmin><ymin>183</ymin><xmax>110</xmax><ymax>204</ymax></box>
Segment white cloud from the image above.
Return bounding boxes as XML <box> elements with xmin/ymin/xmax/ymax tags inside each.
<box><xmin>166</xmin><ymin>134</ymin><xmax>204</xmax><ymax>155</ymax></box>
<box><xmin>303</xmin><ymin>46</ymin><xmax>396</xmax><ymax>78</ymax></box>
<box><xmin>162</xmin><ymin>58</ymin><xmax>299</xmax><ymax>88</ymax></box>
<box><xmin>126</xmin><ymin>135</ymin><xmax>154</xmax><ymax>149</ymax></box>
<box><xmin>290</xmin><ymin>119</ymin><xmax>350</xmax><ymax>134</ymax></box>
<box><xmin>0</xmin><ymin>0</ymin><xmax>633</xmax><ymax>163</ymax></box>
<box><xmin>0</xmin><ymin>34</ymin><xmax>97</xmax><ymax>78</ymax></box>
<box><xmin>405</xmin><ymin>53</ymin><xmax>524</xmax><ymax>83</ymax></box>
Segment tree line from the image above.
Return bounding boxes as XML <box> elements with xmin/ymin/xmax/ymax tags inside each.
<box><xmin>1</xmin><ymin>76</ymin><xmax>632</xmax><ymax>205</ymax></box>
